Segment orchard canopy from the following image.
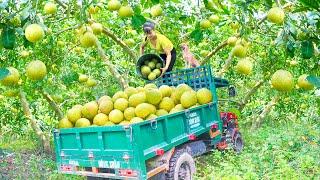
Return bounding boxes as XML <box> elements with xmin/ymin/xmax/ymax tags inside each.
<box><xmin>0</xmin><ymin>0</ymin><xmax>319</xmax><ymax>151</ymax></box>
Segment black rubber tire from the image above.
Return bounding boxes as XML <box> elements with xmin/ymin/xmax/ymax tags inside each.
<box><xmin>165</xmin><ymin>149</ymin><xmax>196</xmax><ymax>180</ymax></box>
<box><xmin>233</xmin><ymin>132</ymin><xmax>244</xmax><ymax>153</ymax></box>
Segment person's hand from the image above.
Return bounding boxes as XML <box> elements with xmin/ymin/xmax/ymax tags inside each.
<box><xmin>160</xmin><ymin>67</ymin><xmax>168</xmax><ymax>76</ymax></box>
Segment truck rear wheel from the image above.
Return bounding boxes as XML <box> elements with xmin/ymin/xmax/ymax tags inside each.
<box><xmin>166</xmin><ymin>149</ymin><xmax>195</xmax><ymax>180</ymax></box>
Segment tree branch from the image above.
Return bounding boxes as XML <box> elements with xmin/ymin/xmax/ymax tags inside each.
<box><xmin>95</xmin><ymin>40</ymin><xmax>129</xmax><ymax>89</ymax></box>
<box><xmin>251</xmin><ymin>95</ymin><xmax>279</xmax><ymax>130</ymax></box>
<box><xmin>41</xmin><ymin>91</ymin><xmax>64</xmax><ymax>120</ymax></box>
<box><xmin>201</xmin><ymin>3</ymin><xmax>293</xmax><ymax>66</ymax></box>
<box><xmin>88</xmin><ymin>19</ymin><xmax>137</xmax><ymax>61</ymax></box>
<box><xmin>54</xmin><ymin>0</ymin><xmax>67</xmax><ymax>9</ymax></box>
<box><xmin>239</xmin><ymin>79</ymin><xmax>266</xmax><ymax>111</ymax></box>
<box><xmin>19</xmin><ymin>89</ymin><xmax>51</xmax><ymax>154</ymax></box>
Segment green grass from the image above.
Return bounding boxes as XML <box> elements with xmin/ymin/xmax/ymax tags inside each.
<box><xmin>0</xmin><ymin>119</ymin><xmax>319</xmax><ymax>179</ymax></box>
<box><xmin>194</xmin><ymin>118</ymin><xmax>320</xmax><ymax>179</ymax></box>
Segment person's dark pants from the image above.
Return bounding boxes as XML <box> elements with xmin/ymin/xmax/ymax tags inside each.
<box><xmin>159</xmin><ymin>48</ymin><xmax>176</xmax><ymax>85</ymax></box>
<box><xmin>159</xmin><ymin>48</ymin><xmax>176</xmax><ymax>72</ymax></box>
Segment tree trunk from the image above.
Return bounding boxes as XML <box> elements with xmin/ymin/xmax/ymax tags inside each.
<box><xmin>95</xmin><ymin>41</ymin><xmax>129</xmax><ymax>89</ymax></box>
<box><xmin>41</xmin><ymin>91</ymin><xmax>64</xmax><ymax>120</ymax></box>
<box><xmin>239</xmin><ymin>80</ymin><xmax>265</xmax><ymax>111</ymax></box>
<box><xmin>19</xmin><ymin>90</ymin><xmax>51</xmax><ymax>154</ymax></box>
<box><xmin>251</xmin><ymin>95</ymin><xmax>280</xmax><ymax>130</ymax></box>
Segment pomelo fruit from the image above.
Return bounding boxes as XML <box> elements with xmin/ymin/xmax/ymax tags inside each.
<box><xmin>0</xmin><ymin>67</ymin><xmax>20</xmax><ymax>86</ymax></box>
<box><xmin>236</xmin><ymin>58</ymin><xmax>253</xmax><ymax>75</ymax></box>
<box><xmin>91</xmin><ymin>23</ymin><xmax>103</xmax><ymax>35</ymax></box>
<box><xmin>107</xmin><ymin>0</ymin><xmax>121</xmax><ymax>11</ymax></box>
<box><xmin>200</xmin><ymin>19</ymin><xmax>211</xmax><ymax>29</ymax></box>
<box><xmin>86</xmin><ymin>78</ymin><xmax>97</xmax><ymax>87</ymax></box>
<box><xmin>271</xmin><ymin>70</ymin><xmax>294</xmax><ymax>92</ymax></box>
<box><xmin>159</xmin><ymin>97</ymin><xmax>175</xmax><ymax>112</ymax></box>
<box><xmin>99</xmin><ymin>98</ymin><xmax>113</xmax><ymax>114</ymax></box>
<box><xmin>146</xmin><ymin>114</ymin><xmax>158</xmax><ymax>120</ymax></box>
<box><xmin>145</xmin><ymin>88</ymin><xmax>162</xmax><ymax>105</ymax></box>
<box><xmin>141</xmin><ymin>65</ymin><xmax>151</xmax><ymax>76</ymax></box>
<box><xmin>151</xmin><ymin>5</ymin><xmax>162</xmax><ymax>17</ymax></box>
<box><xmin>119</xmin><ymin>121</ymin><xmax>131</xmax><ymax>125</ymax></box>
<box><xmin>109</xmin><ymin>109</ymin><xmax>124</xmax><ymax>123</ymax></box>
<box><xmin>79</xmin><ymin>74</ymin><xmax>88</xmax><ymax>83</ymax></box>
<box><xmin>75</xmin><ymin>118</ymin><xmax>91</xmax><ymax>127</ymax></box>
<box><xmin>112</xmin><ymin>91</ymin><xmax>128</xmax><ymax>101</ymax></box>
<box><xmin>267</xmin><ymin>7</ymin><xmax>285</xmax><ymax>25</ymax></box>
<box><xmin>44</xmin><ymin>2</ymin><xmax>57</xmax><ymax>14</ymax></box>
<box><xmin>209</xmin><ymin>15</ymin><xmax>219</xmax><ymax>23</ymax></box>
<box><xmin>114</xmin><ymin>98</ymin><xmax>129</xmax><ymax>111</ymax></box>
<box><xmin>124</xmin><ymin>107</ymin><xmax>135</xmax><ymax>121</ymax></box>
<box><xmin>26</xmin><ymin>60</ymin><xmax>47</xmax><ymax>80</ymax></box>
<box><xmin>227</xmin><ymin>36</ymin><xmax>238</xmax><ymax>46</ymax></box>
<box><xmin>297</xmin><ymin>74</ymin><xmax>314</xmax><ymax>90</ymax></box>
<box><xmin>148</xmin><ymin>72</ymin><xmax>157</xmax><ymax>81</ymax></box>
<box><xmin>25</xmin><ymin>24</ymin><xmax>45</xmax><ymax>43</ymax></box>
<box><xmin>67</xmin><ymin>108</ymin><xmax>82</xmax><ymax>123</ymax></box>
<box><xmin>59</xmin><ymin>118</ymin><xmax>73</xmax><ymax>128</ymax></box>
<box><xmin>130</xmin><ymin>117</ymin><xmax>144</xmax><ymax>124</ymax></box>
<box><xmin>98</xmin><ymin>95</ymin><xmax>112</xmax><ymax>105</ymax></box>
<box><xmin>232</xmin><ymin>45</ymin><xmax>247</xmax><ymax>58</ymax></box>
<box><xmin>144</xmin><ymin>83</ymin><xmax>157</xmax><ymax>89</ymax></box>
<box><xmin>129</xmin><ymin>92</ymin><xmax>146</xmax><ymax>107</ymax></box>
<box><xmin>104</xmin><ymin>121</ymin><xmax>115</xmax><ymax>126</ymax></box>
<box><xmin>196</xmin><ymin>88</ymin><xmax>212</xmax><ymax>104</ymax></box>
<box><xmin>80</xmin><ymin>32</ymin><xmax>97</xmax><ymax>47</ymax></box>
<box><xmin>93</xmin><ymin>113</ymin><xmax>109</xmax><ymax>126</ymax></box>
<box><xmin>118</xmin><ymin>6</ymin><xmax>134</xmax><ymax>18</ymax></box>
<box><xmin>181</xmin><ymin>90</ymin><xmax>197</xmax><ymax>108</ymax></box>
<box><xmin>81</xmin><ymin>101</ymin><xmax>99</xmax><ymax>120</ymax></box>
<box><xmin>153</xmin><ymin>69</ymin><xmax>161</xmax><ymax>77</ymax></box>
<box><xmin>135</xmin><ymin>103</ymin><xmax>156</xmax><ymax>119</ymax></box>
<box><xmin>124</xmin><ymin>87</ymin><xmax>138</xmax><ymax>97</ymax></box>
<box><xmin>159</xmin><ymin>85</ymin><xmax>172</xmax><ymax>97</ymax></box>
<box><xmin>156</xmin><ymin>109</ymin><xmax>168</xmax><ymax>116</ymax></box>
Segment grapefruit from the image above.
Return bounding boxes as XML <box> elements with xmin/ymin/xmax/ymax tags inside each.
<box><xmin>93</xmin><ymin>113</ymin><xmax>109</xmax><ymax>126</ymax></box>
<box><xmin>118</xmin><ymin>6</ymin><xmax>134</xmax><ymax>18</ymax></box>
<box><xmin>25</xmin><ymin>24</ymin><xmax>45</xmax><ymax>43</ymax></box>
<box><xmin>196</xmin><ymin>88</ymin><xmax>212</xmax><ymax>105</ymax></box>
<box><xmin>0</xmin><ymin>67</ymin><xmax>20</xmax><ymax>86</ymax></box>
<box><xmin>81</xmin><ymin>101</ymin><xmax>99</xmax><ymax>120</ymax></box>
<box><xmin>109</xmin><ymin>109</ymin><xmax>124</xmax><ymax>123</ymax></box>
<box><xmin>180</xmin><ymin>90</ymin><xmax>197</xmax><ymax>108</ymax></box>
<box><xmin>67</xmin><ymin>108</ymin><xmax>82</xmax><ymax>123</ymax></box>
<box><xmin>267</xmin><ymin>7</ymin><xmax>285</xmax><ymax>25</ymax></box>
<box><xmin>297</xmin><ymin>74</ymin><xmax>314</xmax><ymax>90</ymax></box>
<box><xmin>26</xmin><ymin>60</ymin><xmax>47</xmax><ymax>80</ymax></box>
<box><xmin>107</xmin><ymin>0</ymin><xmax>121</xmax><ymax>11</ymax></box>
<box><xmin>75</xmin><ymin>118</ymin><xmax>91</xmax><ymax>127</ymax></box>
<box><xmin>236</xmin><ymin>58</ymin><xmax>253</xmax><ymax>75</ymax></box>
<box><xmin>271</xmin><ymin>70</ymin><xmax>294</xmax><ymax>92</ymax></box>
<box><xmin>44</xmin><ymin>2</ymin><xmax>57</xmax><ymax>14</ymax></box>
<box><xmin>59</xmin><ymin>118</ymin><xmax>73</xmax><ymax>128</ymax></box>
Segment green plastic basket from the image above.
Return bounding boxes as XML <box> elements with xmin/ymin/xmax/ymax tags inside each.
<box><xmin>136</xmin><ymin>54</ymin><xmax>164</xmax><ymax>80</ymax></box>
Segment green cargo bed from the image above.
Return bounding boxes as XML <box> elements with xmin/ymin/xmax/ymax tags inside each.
<box><xmin>54</xmin><ymin>66</ymin><xmax>229</xmax><ymax>179</ymax></box>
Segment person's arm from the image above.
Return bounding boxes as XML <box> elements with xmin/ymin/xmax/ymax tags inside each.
<box><xmin>140</xmin><ymin>37</ymin><xmax>148</xmax><ymax>55</ymax></box>
<box><xmin>161</xmin><ymin>48</ymin><xmax>172</xmax><ymax>76</ymax></box>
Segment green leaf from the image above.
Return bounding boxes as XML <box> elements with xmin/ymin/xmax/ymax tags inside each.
<box><xmin>301</xmin><ymin>40</ymin><xmax>314</xmax><ymax>59</ymax></box>
<box><xmin>307</xmin><ymin>76</ymin><xmax>320</xmax><ymax>88</ymax></box>
<box><xmin>286</xmin><ymin>41</ymin><xmax>295</xmax><ymax>58</ymax></box>
<box><xmin>0</xmin><ymin>68</ymin><xmax>10</xmax><ymax>81</ymax></box>
<box><xmin>133</xmin><ymin>5</ymin><xmax>141</xmax><ymax>15</ymax></box>
<box><xmin>298</xmin><ymin>0</ymin><xmax>320</xmax><ymax>10</ymax></box>
<box><xmin>61</xmin><ymin>71</ymin><xmax>79</xmax><ymax>86</ymax></box>
<box><xmin>1</xmin><ymin>26</ymin><xmax>15</xmax><ymax>49</ymax></box>
<box><xmin>190</xmin><ymin>29</ymin><xmax>203</xmax><ymax>43</ymax></box>
<box><xmin>131</xmin><ymin>14</ymin><xmax>146</xmax><ymax>32</ymax></box>
<box><xmin>151</xmin><ymin>0</ymin><xmax>160</xmax><ymax>5</ymax></box>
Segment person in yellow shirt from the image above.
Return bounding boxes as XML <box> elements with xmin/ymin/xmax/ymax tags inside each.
<box><xmin>140</xmin><ymin>21</ymin><xmax>176</xmax><ymax>76</ymax></box>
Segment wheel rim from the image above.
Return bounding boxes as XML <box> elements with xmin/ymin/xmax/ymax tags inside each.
<box><xmin>178</xmin><ymin>162</ymin><xmax>191</xmax><ymax>180</ymax></box>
